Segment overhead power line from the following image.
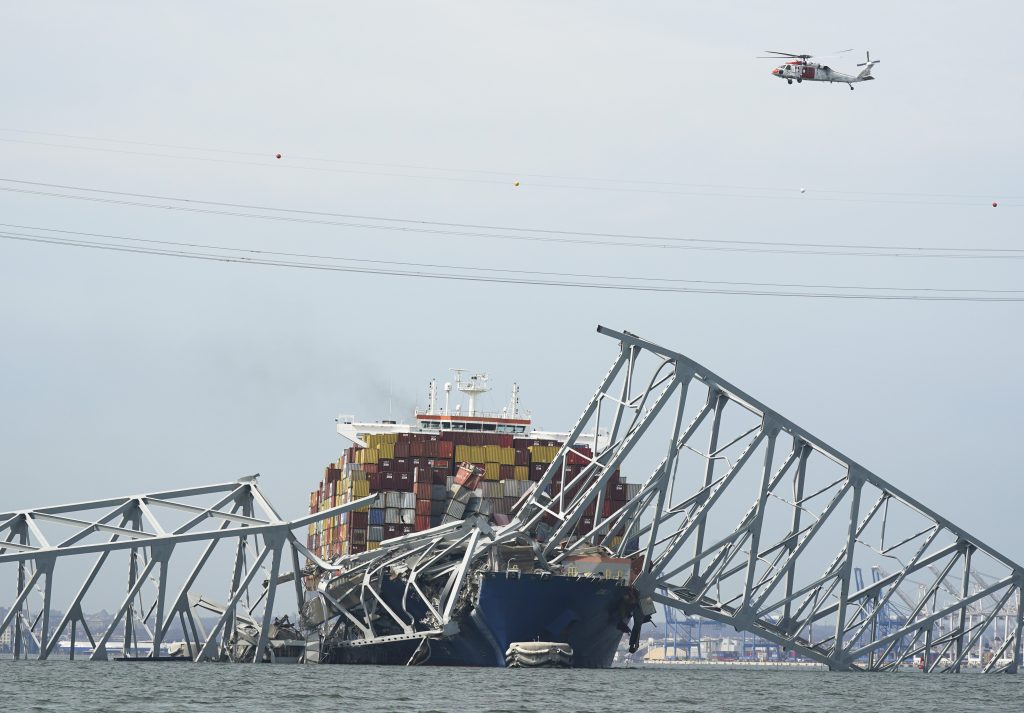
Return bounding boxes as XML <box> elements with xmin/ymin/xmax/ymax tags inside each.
<box><xmin>0</xmin><ymin>129</ymin><xmax>1018</xmax><ymax>207</ymax></box>
<box><xmin>1</xmin><ymin>179</ymin><xmax>1021</xmax><ymax>260</ymax></box>
<box><xmin>1</xmin><ymin>224</ymin><xmax>1022</xmax><ymax>302</ymax></box>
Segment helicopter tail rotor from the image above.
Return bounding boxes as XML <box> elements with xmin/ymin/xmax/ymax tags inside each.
<box><xmin>856</xmin><ymin>51</ymin><xmax>880</xmax><ymax>67</ymax></box>
<box><xmin>856</xmin><ymin>51</ymin><xmax>880</xmax><ymax>79</ymax></box>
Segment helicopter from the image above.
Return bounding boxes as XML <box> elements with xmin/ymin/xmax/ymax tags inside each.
<box><xmin>760</xmin><ymin>49</ymin><xmax>880</xmax><ymax>90</ymax></box>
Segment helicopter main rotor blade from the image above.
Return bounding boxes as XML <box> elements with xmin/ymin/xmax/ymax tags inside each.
<box><xmin>760</xmin><ymin>50</ymin><xmax>807</xmax><ymax>57</ymax></box>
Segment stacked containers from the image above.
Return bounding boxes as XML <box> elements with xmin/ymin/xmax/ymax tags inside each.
<box><xmin>307</xmin><ymin>430</ymin><xmax>640</xmax><ymax>561</ymax></box>
<box><xmin>444</xmin><ymin>463</ymin><xmax>484</xmax><ymax>523</ymax></box>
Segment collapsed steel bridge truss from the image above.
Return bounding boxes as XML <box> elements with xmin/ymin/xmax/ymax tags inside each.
<box><xmin>514</xmin><ymin>326</ymin><xmax>1023</xmax><ymax>672</ymax></box>
<box><xmin>3</xmin><ymin>326</ymin><xmax>1020</xmax><ymax>672</ymax></box>
<box><xmin>0</xmin><ymin>478</ymin><xmax>369</xmax><ymax>662</ymax></box>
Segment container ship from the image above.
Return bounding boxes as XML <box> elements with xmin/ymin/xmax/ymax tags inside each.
<box><xmin>302</xmin><ymin>373</ymin><xmax>644</xmax><ymax>667</ymax></box>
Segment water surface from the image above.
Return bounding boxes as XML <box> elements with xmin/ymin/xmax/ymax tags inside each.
<box><xmin>3</xmin><ymin>661</ymin><xmax>1023</xmax><ymax>712</ymax></box>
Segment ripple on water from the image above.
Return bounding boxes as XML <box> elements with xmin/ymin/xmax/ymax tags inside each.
<box><xmin>1</xmin><ymin>661</ymin><xmax>1024</xmax><ymax>713</ymax></box>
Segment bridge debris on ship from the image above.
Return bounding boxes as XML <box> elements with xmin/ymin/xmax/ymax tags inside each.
<box><xmin>1</xmin><ymin>326</ymin><xmax>1021</xmax><ymax>673</ymax></box>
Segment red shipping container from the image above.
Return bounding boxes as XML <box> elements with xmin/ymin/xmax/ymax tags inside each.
<box><xmin>602</xmin><ymin>499</ymin><xmax>625</xmax><ymax>517</ymax></box>
<box><xmin>411</xmin><ymin>466</ymin><xmax>425</xmax><ymax>484</ymax></box>
<box><xmin>397</xmin><ymin>472</ymin><xmax>414</xmax><ymax>492</ymax></box>
<box><xmin>399</xmin><ymin>524</ymin><xmax>415</xmax><ymax>535</ymax></box>
<box><xmin>350</xmin><ymin>511</ymin><xmax>369</xmax><ymax>528</ymax></box>
<box><xmin>379</xmin><ymin>458</ymin><xmax>394</xmax><ymax>470</ymax></box>
<box><xmin>415</xmin><ymin>514</ymin><xmax>432</xmax><ymax>531</ymax></box>
<box><xmin>414</xmin><ymin>482</ymin><xmax>432</xmax><ymax>499</ymax></box>
<box><xmin>383</xmin><ymin>523</ymin><xmax>401</xmax><ymax>538</ymax></box>
<box><xmin>606</xmin><ymin>482</ymin><xmax>627</xmax><ymax>500</ymax></box>
<box><xmin>369</xmin><ymin>473</ymin><xmax>383</xmax><ymax>492</ymax></box>
<box><xmin>363</xmin><ymin>463</ymin><xmax>379</xmax><ymax>474</ymax></box>
<box><xmin>381</xmin><ymin>472</ymin><xmax>399</xmax><ymax>489</ymax></box>
<box><xmin>349</xmin><ymin>543</ymin><xmax>367</xmax><ymax>554</ymax></box>
<box><xmin>395</xmin><ymin>441</ymin><xmax>411</xmax><ymax>458</ymax></box>
<box><xmin>416</xmin><ymin>499</ymin><xmax>432</xmax><ymax>516</ymax></box>
<box><xmin>630</xmin><ymin>554</ymin><xmax>645</xmax><ymax>584</ymax></box>
<box><xmin>566</xmin><ymin>445</ymin><xmax>593</xmax><ymax>466</ymax></box>
<box><xmin>454</xmin><ymin>464</ymin><xmax>475</xmax><ymax>487</ymax></box>
<box><xmin>432</xmin><ymin>471</ymin><xmax>448</xmax><ymax>486</ymax></box>
<box><xmin>514</xmin><ymin>448</ymin><xmax>530</xmax><ymax>466</ymax></box>
<box><xmin>499</xmin><ymin>464</ymin><xmax>515</xmax><ymax>480</ymax></box>
<box><xmin>395</xmin><ymin>458</ymin><xmax>411</xmax><ymax>473</ymax></box>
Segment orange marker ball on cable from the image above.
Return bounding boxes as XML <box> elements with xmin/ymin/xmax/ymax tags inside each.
<box><xmin>276</xmin><ymin>153</ymin><xmax>282</xmax><ymax>159</ymax></box>
<box><xmin>992</xmin><ymin>201</ymin><xmax>998</xmax><ymax>207</ymax></box>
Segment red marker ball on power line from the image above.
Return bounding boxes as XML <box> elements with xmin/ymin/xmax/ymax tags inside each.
<box><xmin>276</xmin><ymin>153</ymin><xmax>282</xmax><ymax>159</ymax></box>
<box><xmin>992</xmin><ymin>201</ymin><xmax>998</xmax><ymax>207</ymax></box>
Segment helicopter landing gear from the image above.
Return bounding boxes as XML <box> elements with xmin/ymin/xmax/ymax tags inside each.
<box><xmin>787</xmin><ymin>79</ymin><xmax>792</xmax><ymax>85</ymax></box>
<box><xmin>796</xmin><ymin>78</ymin><xmax>802</xmax><ymax>83</ymax></box>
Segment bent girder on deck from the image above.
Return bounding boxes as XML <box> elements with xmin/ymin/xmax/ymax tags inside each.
<box><xmin>516</xmin><ymin>326</ymin><xmax>1023</xmax><ymax>672</ymax></box>
<box><xmin>3</xmin><ymin>326</ymin><xmax>1020</xmax><ymax>672</ymax></box>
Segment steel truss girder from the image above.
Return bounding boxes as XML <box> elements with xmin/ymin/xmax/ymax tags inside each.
<box><xmin>0</xmin><ymin>477</ymin><xmax>372</xmax><ymax>663</ymax></box>
<box><xmin>516</xmin><ymin>326</ymin><xmax>1024</xmax><ymax>673</ymax></box>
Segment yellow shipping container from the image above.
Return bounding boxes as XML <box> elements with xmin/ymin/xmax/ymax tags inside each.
<box><xmin>351</xmin><ymin>479</ymin><xmax>370</xmax><ymax>498</ymax></box>
<box><xmin>514</xmin><ymin>466</ymin><xmax>529</xmax><ymax>481</ymax></box>
<box><xmin>456</xmin><ymin>445</ymin><xmax>485</xmax><ymax>464</ymax></box>
<box><xmin>355</xmin><ymin>447</ymin><xmax>380</xmax><ymax>465</ymax></box>
<box><xmin>529</xmin><ymin>445</ymin><xmax>560</xmax><ymax>462</ymax></box>
<box><xmin>365</xmin><ymin>433</ymin><xmax>398</xmax><ymax>447</ymax></box>
<box><xmin>484</xmin><ymin>462</ymin><xmax>501</xmax><ymax>481</ymax></box>
<box><xmin>482</xmin><ymin>445</ymin><xmax>515</xmax><ymax>465</ymax></box>
<box><xmin>378</xmin><ymin>442</ymin><xmax>395</xmax><ymax>459</ymax></box>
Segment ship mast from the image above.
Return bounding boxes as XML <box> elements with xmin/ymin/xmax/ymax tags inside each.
<box><xmin>453</xmin><ymin>369</ymin><xmax>489</xmax><ymax>417</ymax></box>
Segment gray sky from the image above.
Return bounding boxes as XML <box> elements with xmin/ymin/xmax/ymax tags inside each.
<box><xmin>1</xmin><ymin>1</ymin><xmax>1022</xmax><ymax>567</ymax></box>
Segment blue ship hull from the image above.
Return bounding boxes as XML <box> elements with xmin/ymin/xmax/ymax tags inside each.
<box><xmin>325</xmin><ymin>572</ymin><xmax>629</xmax><ymax>668</ymax></box>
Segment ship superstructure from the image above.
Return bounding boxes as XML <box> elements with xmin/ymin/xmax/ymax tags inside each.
<box><xmin>310</xmin><ymin>374</ymin><xmax>625</xmax><ymax>560</ymax></box>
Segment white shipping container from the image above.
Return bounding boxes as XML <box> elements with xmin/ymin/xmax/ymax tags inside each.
<box><xmin>385</xmin><ymin>507</ymin><xmax>401</xmax><ymax>524</ymax></box>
